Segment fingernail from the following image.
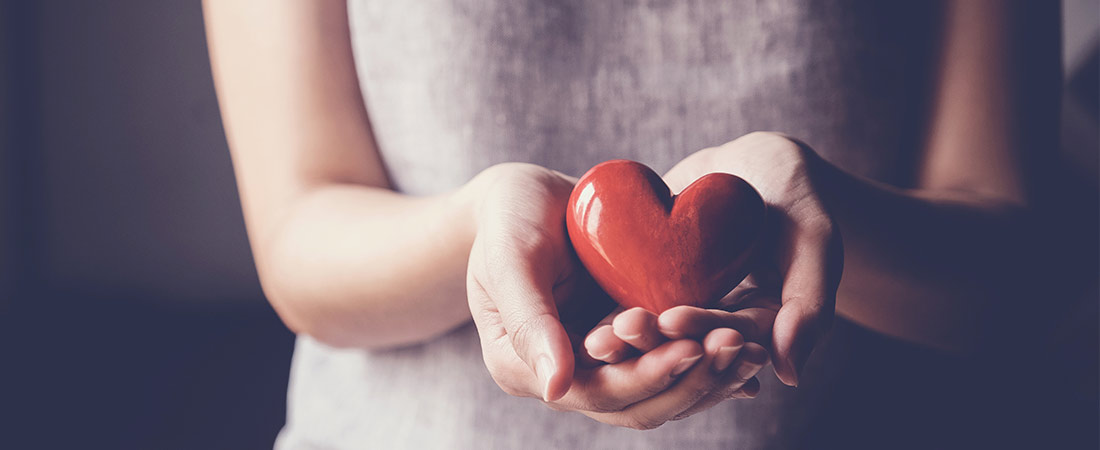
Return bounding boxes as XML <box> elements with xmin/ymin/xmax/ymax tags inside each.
<box><xmin>657</xmin><ymin>325</ymin><xmax>683</xmax><ymax>339</ymax></box>
<box><xmin>670</xmin><ymin>354</ymin><xmax>702</xmax><ymax>377</ymax></box>
<box><xmin>712</xmin><ymin>346</ymin><xmax>739</xmax><ymax>373</ymax></box>
<box><xmin>535</xmin><ymin>354</ymin><xmax>555</xmax><ymax>401</ymax></box>
<box><xmin>590</xmin><ymin>349</ymin><xmax>616</xmax><ymax>361</ymax></box>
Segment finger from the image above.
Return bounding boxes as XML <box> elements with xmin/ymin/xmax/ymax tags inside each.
<box><xmin>672</xmin><ymin>342</ymin><xmax>770</xmax><ymax>421</ymax></box>
<box><xmin>657</xmin><ymin>305</ymin><xmax>777</xmax><ymax>343</ymax></box>
<box><xmin>591</xmin><ymin>328</ymin><xmax>752</xmax><ymax>430</ymax></box>
<box><xmin>574</xmin><ymin>331</ymin><xmax>604</xmax><ymax>369</ymax></box>
<box><xmin>582</xmin><ymin>306</ymin><xmax>631</xmax><ymax>364</ymax></box>
<box><xmin>772</xmin><ymin>226</ymin><xmax>842</xmax><ymax>387</ymax></box>
<box><xmin>474</xmin><ymin>237</ymin><xmax>576</xmax><ymax>402</ymax></box>
<box><xmin>557</xmin><ymin>339</ymin><xmax>703</xmax><ymax>413</ymax></box>
<box><xmin>612</xmin><ymin>307</ymin><xmax>666</xmax><ymax>352</ymax></box>
<box><xmin>584</xmin><ymin>325</ymin><xmax>632</xmax><ymax>364</ymax></box>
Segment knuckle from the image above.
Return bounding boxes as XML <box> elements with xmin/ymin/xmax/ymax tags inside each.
<box><xmin>507</xmin><ymin>311</ymin><xmax>555</xmax><ymax>352</ymax></box>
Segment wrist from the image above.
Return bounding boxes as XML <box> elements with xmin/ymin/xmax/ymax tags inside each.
<box><xmin>451</xmin><ymin>168</ymin><xmax>495</xmax><ymax>247</ymax></box>
<box><xmin>449</xmin><ymin>163</ymin><xmax>540</xmax><ymax>253</ymax></box>
<box><xmin>457</xmin><ymin>163</ymin><xmax>575</xmax><ymax>228</ymax></box>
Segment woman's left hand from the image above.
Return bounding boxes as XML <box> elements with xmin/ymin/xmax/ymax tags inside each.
<box><xmin>582</xmin><ymin>297</ymin><xmax>777</xmax><ymax>423</ymax></box>
<box><xmin>587</xmin><ymin>132</ymin><xmax>844</xmax><ymax>403</ymax></box>
<box><xmin>666</xmin><ymin>132</ymin><xmax>844</xmax><ymax>387</ymax></box>
<box><xmin>578</xmin><ymin>132</ymin><xmax>843</xmax><ymax>426</ymax></box>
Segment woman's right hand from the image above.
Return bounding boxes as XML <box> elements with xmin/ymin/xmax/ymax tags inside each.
<box><xmin>466</xmin><ymin>163</ymin><xmax>768</xmax><ymax>429</ymax></box>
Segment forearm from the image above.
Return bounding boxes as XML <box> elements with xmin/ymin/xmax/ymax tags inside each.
<box><xmin>204</xmin><ymin>1</ymin><xmax>482</xmax><ymax>348</ymax></box>
<box><xmin>259</xmin><ymin>179</ymin><xmax>485</xmax><ymax>349</ymax></box>
<box><xmin>809</xmin><ymin>152</ymin><xmax>1037</xmax><ymax>352</ymax></box>
<box><xmin>816</xmin><ymin>0</ymin><xmax>1061</xmax><ymax>353</ymax></box>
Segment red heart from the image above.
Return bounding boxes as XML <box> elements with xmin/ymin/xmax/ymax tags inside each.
<box><xmin>566</xmin><ymin>160</ymin><xmax>766</xmax><ymax>313</ymax></box>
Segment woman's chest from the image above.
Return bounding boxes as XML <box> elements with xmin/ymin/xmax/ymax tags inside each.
<box><xmin>349</xmin><ymin>0</ymin><xmax>942</xmax><ymax>194</ymax></box>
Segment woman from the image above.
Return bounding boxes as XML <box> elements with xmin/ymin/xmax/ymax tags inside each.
<box><xmin>203</xmin><ymin>1</ymin><xmax>1062</xmax><ymax>448</ymax></box>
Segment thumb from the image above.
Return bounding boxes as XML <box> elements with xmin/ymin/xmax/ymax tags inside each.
<box><xmin>772</xmin><ymin>297</ymin><xmax>831</xmax><ymax>387</ymax></box>
<box><xmin>486</xmin><ymin>258</ymin><xmax>576</xmax><ymax>402</ymax></box>
<box><xmin>772</xmin><ymin>226</ymin><xmax>842</xmax><ymax>386</ymax></box>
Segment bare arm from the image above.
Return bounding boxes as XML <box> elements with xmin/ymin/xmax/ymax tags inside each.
<box><xmin>203</xmin><ymin>0</ymin><xmax>477</xmax><ymax>347</ymax></box>
<box><xmin>662</xmin><ymin>1</ymin><xmax>1061</xmax><ymax>375</ymax></box>
<box><xmin>828</xmin><ymin>0</ymin><xmax>1061</xmax><ymax>351</ymax></box>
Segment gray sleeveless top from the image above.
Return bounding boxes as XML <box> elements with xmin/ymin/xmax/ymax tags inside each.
<box><xmin>277</xmin><ymin>1</ymin><xmax>942</xmax><ymax>448</ymax></box>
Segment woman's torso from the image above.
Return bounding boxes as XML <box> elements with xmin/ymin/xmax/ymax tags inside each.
<box><xmin>277</xmin><ymin>1</ymin><xmax>946</xmax><ymax>448</ymax></box>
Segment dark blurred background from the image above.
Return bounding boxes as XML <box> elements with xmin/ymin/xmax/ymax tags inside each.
<box><xmin>2</xmin><ymin>2</ymin><xmax>291</xmax><ymax>449</ymax></box>
<box><xmin>1</xmin><ymin>1</ymin><xmax>1097</xmax><ymax>449</ymax></box>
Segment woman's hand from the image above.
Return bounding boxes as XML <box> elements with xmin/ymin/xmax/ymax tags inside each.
<box><xmin>465</xmin><ymin>162</ymin><xmax>592</xmax><ymax>402</ymax></box>
<box><xmin>465</xmin><ymin>163</ymin><xmax>770</xmax><ymax>429</ymax></box>
<box><xmin>663</xmin><ymin>132</ymin><xmax>845</xmax><ymax>386</ymax></box>
<box><xmin>583</xmin><ymin>303</ymin><xmax>773</xmax><ymax>423</ymax></box>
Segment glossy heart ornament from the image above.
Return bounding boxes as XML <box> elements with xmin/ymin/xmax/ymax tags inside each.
<box><xmin>566</xmin><ymin>160</ymin><xmax>766</xmax><ymax>313</ymax></box>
